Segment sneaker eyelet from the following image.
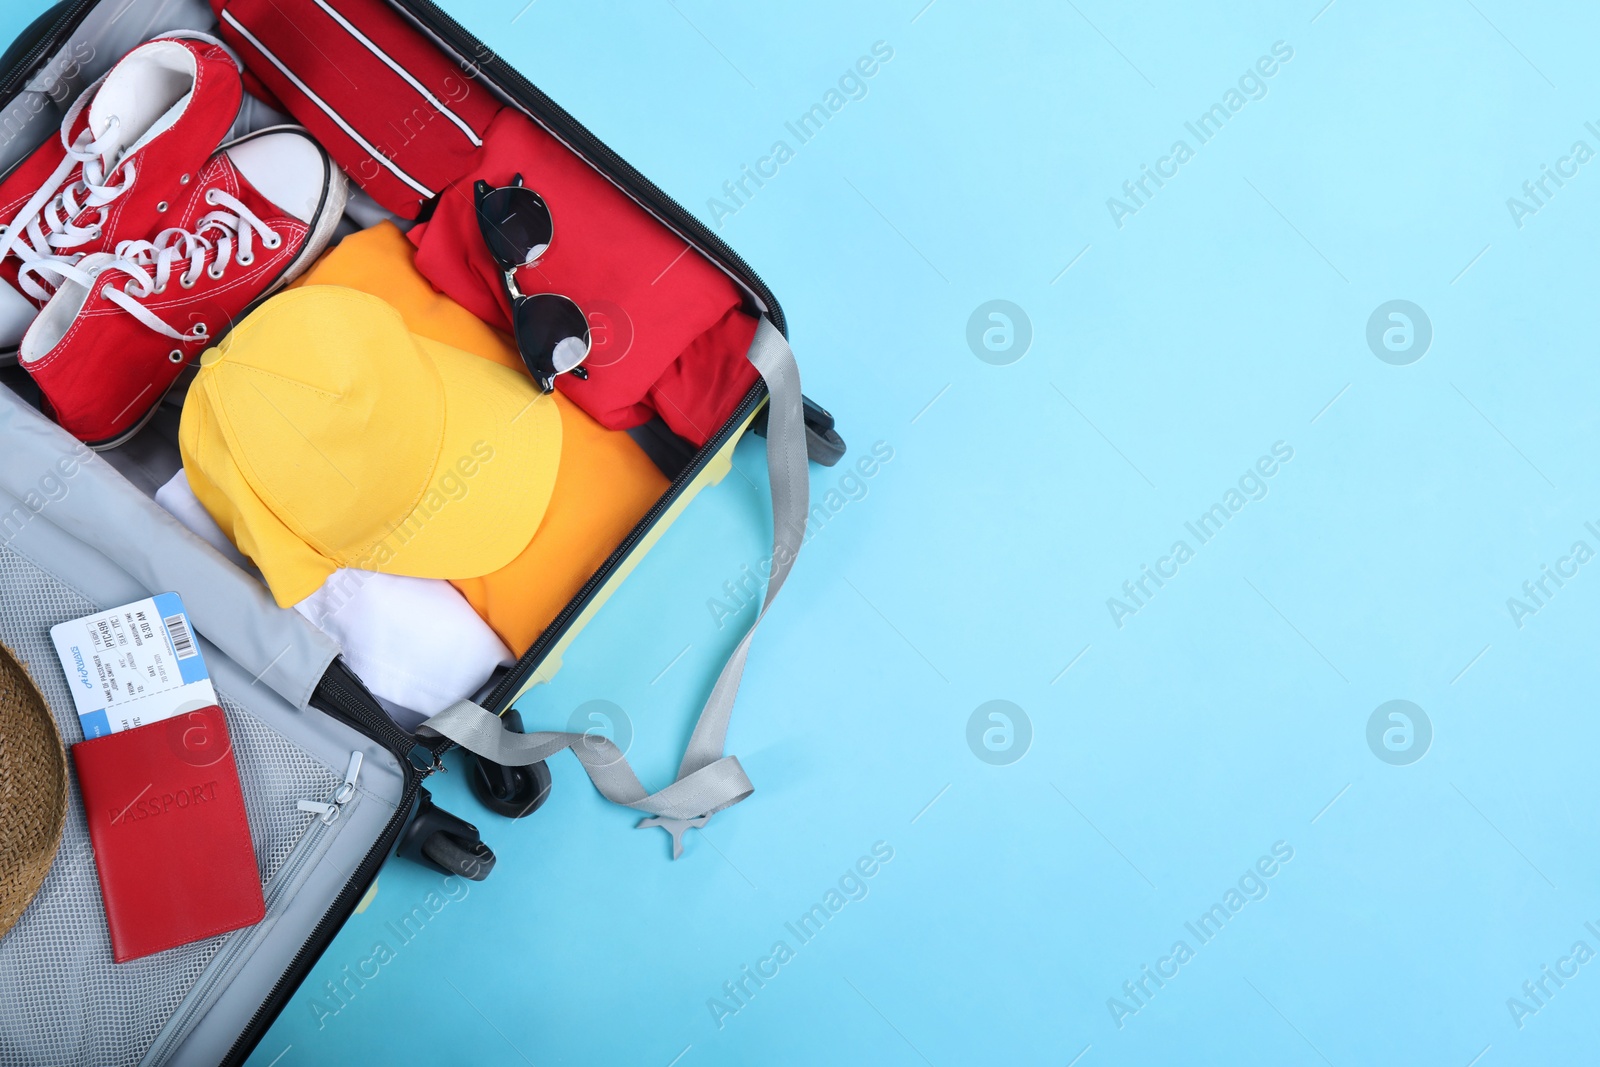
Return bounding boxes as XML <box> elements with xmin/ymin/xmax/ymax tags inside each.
<box><xmin>237</xmin><ymin>252</ymin><xmax>254</xmax><ymax>266</ymax></box>
<box><xmin>153</xmin><ymin>283</ymin><xmax>166</xmax><ymax>295</ymax></box>
<box><xmin>179</xmin><ymin>173</ymin><xmax>191</xmax><ymax>185</ymax></box>
<box><xmin>156</xmin><ymin>200</ymin><xmax>169</xmax><ymax>213</ymax></box>
<box><xmin>264</xmin><ymin>234</ymin><xmax>282</xmax><ymax>250</ymax></box>
<box><xmin>179</xmin><ymin>273</ymin><xmax>197</xmax><ymax>290</ymax></box>
<box><xmin>168</xmin><ymin>349</ymin><xmax>184</xmax><ymax>364</ymax></box>
<box><xmin>207</xmin><ymin>264</ymin><xmax>224</xmax><ymax>280</ymax></box>
<box><xmin>192</xmin><ymin>323</ymin><xmax>209</xmax><ymax>339</ymax></box>
<box><xmin>204</xmin><ymin>189</ymin><xmax>219</xmax><ymax>205</ymax></box>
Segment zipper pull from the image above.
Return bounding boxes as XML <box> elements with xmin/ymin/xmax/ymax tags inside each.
<box><xmin>298</xmin><ymin>751</ymin><xmax>364</xmax><ymax>825</ymax></box>
<box><xmin>406</xmin><ymin>741</ymin><xmax>445</xmax><ymax>776</ymax></box>
<box><xmin>334</xmin><ymin>751</ymin><xmax>363</xmax><ymax>804</ymax></box>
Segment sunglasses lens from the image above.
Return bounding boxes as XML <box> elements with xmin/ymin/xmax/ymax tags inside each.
<box><xmin>514</xmin><ymin>295</ymin><xmax>591</xmax><ymax>380</ymax></box>
<box><xmin>477</xmin><ymin>185</ymin><xmax>553</xmax><ymax>269</ymax></box>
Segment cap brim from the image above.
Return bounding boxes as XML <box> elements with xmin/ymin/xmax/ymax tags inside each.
<box><xmin>357</xmin><ymin>336</ymin><xmax>561</xmax><ymax>580</ymax></box>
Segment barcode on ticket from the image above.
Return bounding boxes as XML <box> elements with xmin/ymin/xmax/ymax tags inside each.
<box><xmin>163</xmin><ymin>613</ymin><xmax>197</xmax><ymax>659</ymax></box>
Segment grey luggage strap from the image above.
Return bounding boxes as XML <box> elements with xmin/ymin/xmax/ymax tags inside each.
<box><xmin>418</xmin><ymin>317</ymin><xmax>808</xmax><ymax>857</ymax></box>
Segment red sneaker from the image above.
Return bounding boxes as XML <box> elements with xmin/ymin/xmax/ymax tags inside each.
<box><xmin>18</xmin><ymin>127</ymin><xmax>348</xmax><ymax>448</ymax></box>
<box><xmin>0</xmin><ymin>34</ymin><xmax>242</xmax><ymax>353</ymax></box>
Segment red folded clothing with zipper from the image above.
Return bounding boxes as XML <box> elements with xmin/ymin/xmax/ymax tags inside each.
<box><xmin>407</xmin><ymin>109</ymin><xmax>760</xmax><ymax>445</ymax></box>
<box><xmin>214</xmin><ymin>0</ymin><xmax>497</xmax><ymax>218</ymax></box>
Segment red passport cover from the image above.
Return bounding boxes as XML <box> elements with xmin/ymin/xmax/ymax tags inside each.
<box><xmin>71</xmin><ymin>705</ymin><xmax>265</xmax><ymax>962</ymax></box>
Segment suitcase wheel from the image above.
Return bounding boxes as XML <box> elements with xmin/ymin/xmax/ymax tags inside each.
<box><xmin>398</xmin><ymin>786</ymin><xmax>496</xmax><ymax>880</ymax></box>
<box><xmin>420</xmin><ymin>830</ymin><xmax>496</xmax><ymax>882</ymax></box>
<box><xmin>805</xmin><ymin>420</ymin><xmax>847</xmax><ymax>467</ymax></box>
<box><xmin>798</xmin><ymin>395</ymin><xmax>846</xmax><ymax>467</ymax></box>
<box><xmin>466</xmin><ymin>708</ymin><xmax>554</xmax><ymax>819</ymax></box>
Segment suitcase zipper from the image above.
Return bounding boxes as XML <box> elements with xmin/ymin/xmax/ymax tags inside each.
<box><xmin>296</xmin><ymin>751</ymin><xmax>366</xmax><ymax>822</ymax></box>
<box><xmin>319</xmin><ymin>657</ymin><xmax>446</xmax><ymax>772</ymax></box>
<box><xmin>142</xmin><ymin>753</ymin><xmax>366</xmax><ymax>1067</ymax></box>
<box><xmin>219</xmin><ymin>676</ymin><xmax>422</xmax><ymax>1067</ymax></box>
<box><xmin>0</xmin><ymin>0</ymin><xmax>97</xmax><ymax>102</ymax></box>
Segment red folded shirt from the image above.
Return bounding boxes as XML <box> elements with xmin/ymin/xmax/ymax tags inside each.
<box><xmin>409</xmin><ymin>109</ymin><xmax>760</xmax><ymax>445</ymax></box>
<box><xmin>72</xmin><ymin>706</ymin><xmax>264</xmax><ymax>962</ymax></box>
<box><xmin>215</xmin><ymin>0</ymin><xmax>497</xmax><ymax>218</ymax></box>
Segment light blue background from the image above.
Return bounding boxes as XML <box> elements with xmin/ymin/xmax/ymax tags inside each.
<box><xmin>10</xmin><ymin>0</ymin><xmax>1600</xmax><ymax>1063</ymax></box>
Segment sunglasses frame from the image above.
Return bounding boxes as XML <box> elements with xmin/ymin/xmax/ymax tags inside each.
<box><xmin>474</xmin><ymin>175</ymin><xmax>592</xmax><ymax>393</ymax></box>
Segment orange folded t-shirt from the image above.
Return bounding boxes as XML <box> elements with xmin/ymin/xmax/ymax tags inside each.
<box><xmin>295</xmin><ymin>221</ymin><xmax>668</xmax><ymax>654</ymax></box>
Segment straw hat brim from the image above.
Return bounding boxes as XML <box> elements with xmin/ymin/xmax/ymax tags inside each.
<box><xmin>0</xmin><ymin>641</ymin><xmax>68</xmax><ymax>940</ymax></box>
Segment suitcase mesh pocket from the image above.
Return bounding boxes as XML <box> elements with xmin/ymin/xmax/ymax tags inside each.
<box><xmin>0</xmin><ymin>544</ymin><xmax>339</xmax><ymax>1067</ymax></box>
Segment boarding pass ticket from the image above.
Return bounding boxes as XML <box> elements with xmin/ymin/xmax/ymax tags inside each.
<box><xmin>51</xmin><ymin>592</ymin><xmax>216</xmax><ymax>739</ymax></box>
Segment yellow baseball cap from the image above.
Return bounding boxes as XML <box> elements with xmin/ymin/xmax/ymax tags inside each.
<box><xmin>180</xmin><ymin>286</ymin><xmax>561</xmax><ymax>608</ymax></box>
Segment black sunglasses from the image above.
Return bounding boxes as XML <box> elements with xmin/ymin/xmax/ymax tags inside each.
<box><xmin>474</xmin><ymin>174</ymin><xmax>591</xmax><ymax>393</ymax></box>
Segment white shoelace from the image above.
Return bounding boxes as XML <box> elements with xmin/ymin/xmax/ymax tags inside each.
<box><xmin>0</xmin><ymin>76</ymin><xmax>136</xmax><ymax>301</ymax></box>
<box><xmin>0</xmin><ymin>31</ymin><xmax>241</xmax><ymax>307</ymax></box>
<box><xmin>55</xmin><ymin>187</ymin><xmax>281</xmax><ymax>345</ymax></box>
<box><xmin>106</xmin><ymin>188</ymin><xmax>280</xmax><ymax>343</ymax></box>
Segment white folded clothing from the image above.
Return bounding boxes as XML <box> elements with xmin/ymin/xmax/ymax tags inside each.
<box><xmin>156</xmin><ymin>470</ymin><xmax>513</xmax><ymax>726</ymax></box>
<box><xmin>293</xmin><ymin>568</ymin><xmax>513</xmax><ymax>727</ymax></box>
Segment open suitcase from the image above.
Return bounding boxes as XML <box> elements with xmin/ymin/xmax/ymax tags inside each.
<box><xmin>0</xmin><ymin>1</ymin><xmax>843</xmax><ymax>1063</ymax></box>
